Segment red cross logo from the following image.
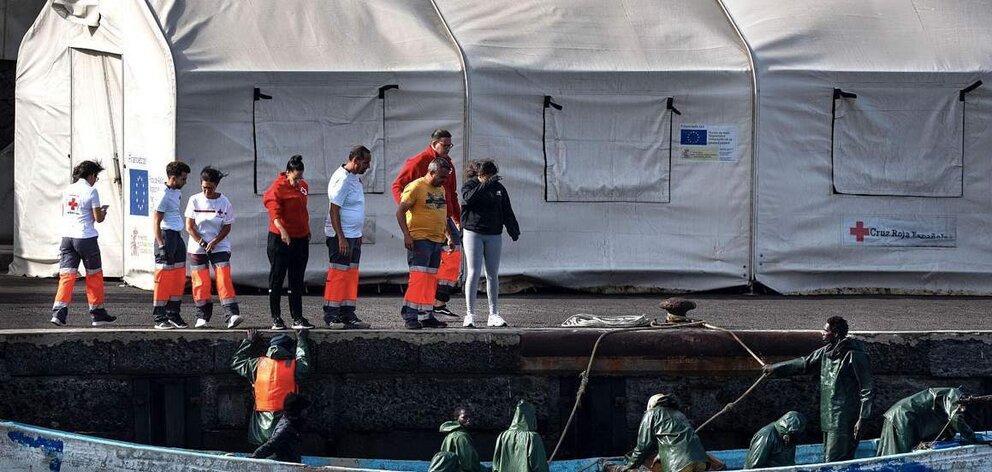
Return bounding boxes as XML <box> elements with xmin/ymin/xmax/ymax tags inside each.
<box><xmin>849</xmin><ymin>221</ymin><xmax>870</xmax><ymax>242</ymax></box>
<box><xmin>67</xmin><ymin>198</ymin><xmax>79</xmax><ymax>211</ymax></box>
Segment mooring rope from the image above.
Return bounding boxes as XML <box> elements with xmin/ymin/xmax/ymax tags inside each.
<box><xmin>547</xmin><ymin>319</ymin><xmax>768</xmax><ymax>464</ymax></box>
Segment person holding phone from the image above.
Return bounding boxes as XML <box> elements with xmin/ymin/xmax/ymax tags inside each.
<box><xmin>50</xmin><ymin>160</ymin><xmax>116</xmax><ymax>327</ymax></box>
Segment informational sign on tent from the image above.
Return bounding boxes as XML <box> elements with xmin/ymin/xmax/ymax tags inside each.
<box><xmin>679</xmin><ymin>124</ymin><xmax>738</xmax><ymax>161</ymax></box>
<box><xmin>842</xmin><ymin>216</ymin><xmax>957</xmax><ymax>247</ymax></box>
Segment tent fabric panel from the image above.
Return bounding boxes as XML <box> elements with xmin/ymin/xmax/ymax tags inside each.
<box><xmin>544</xmin><ymin>94</ymin><xmax>672</xmax><ymax>203</ymax></box>
<box><xmin>832</xmin><ymin>85</ymin><xmax>965</xmax><ymax>197</ymax></box>
<box><xmin>435</xmin><ymin>0</ymin><xmax>750</xmax><ymax>72</ymax></box>
<box><xmin>146</xmin><ymin>0</ymin><xmax>462</xmax><ymax>73</ymax></box>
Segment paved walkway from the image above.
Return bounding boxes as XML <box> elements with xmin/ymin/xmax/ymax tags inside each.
<box><xmin>3</xmin><ymin>274</ymin><xmax>992</xmax><ymax>331</ymax></box>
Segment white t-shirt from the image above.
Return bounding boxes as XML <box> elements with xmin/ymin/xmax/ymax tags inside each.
<box><xmin>157</xmin><ymin>187</ymin><xmax>185</xmax><ymax>231</ymax></box>
<box><xmin>184</xmin><ymin>193</ymin><xmax>235</xmax><ymax>254</ymax></box>
<box><xmin>62</xmin><ymin>180</ymin><xmax>101</xmax><ymax>239</ymax></box>
<box><xmin>324</xmin><ymin>165</ymin><xmax>365</xmax><ymax>238</ymax></box>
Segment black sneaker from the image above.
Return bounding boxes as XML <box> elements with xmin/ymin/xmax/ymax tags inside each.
<box><xmin>291</xmin><ymin>318</ymin><xmax>315</xmax><ymax>330</ymax></box>
<box><xmin>340</xmin><ymin>315</ymin><xmax>370</xmax><ymax>329</ymax></box>
<box><xmin>404</xmin><ymin>319</ymin><xmax>423</xmax><ymax>330</ymax></box>
<box><xmin>271</xmin><ymin>318</ymin><xmax>289</xmax><ymax>330</ymax></box>
<box><xmin>420</xmin><ymin>317</ymin><xmax>448</xmax><ymax>329</ymax></box>
<box><xmin>91</xmin><ymin>311</ymin><xmax>117</xmax><ymax>326</ymax></box>
<box><xmin>50</xmin><ymin>308</ymin><xmax>68</xmax><ymax>327</ymax></box>
<box><xmin>167</xmin><ymin>314</ymin><xmax>189</xmax><ymax>329</ymax></box>
<box><xmin>432</xmin><ymin>305</ymin><xmax>459</xmax><ymax>318</ymax></box>
<box><xmin>154</xmin><ymin>321</ymin><xmax>175</xmax><ymax>330</ymax></box>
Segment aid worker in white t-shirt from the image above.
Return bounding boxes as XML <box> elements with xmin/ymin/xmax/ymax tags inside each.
<box><xmin>184</xmin><ymin>166</ymin><xmax>242</xmax><ymax>328</ymax></box>
<box><xmin>322</xmin><ymin>145</ymin><xmax>373</xmax><ymax>329</ymax></box>
<box><xmin>50</xmin><ymin>160</ymin><xmax>117</xmax><ymax>327</ymax></box>
<box><xmin>152</xmin><ymin>161</ymin><xmax>192</xmax><ymax>329</ymax></box>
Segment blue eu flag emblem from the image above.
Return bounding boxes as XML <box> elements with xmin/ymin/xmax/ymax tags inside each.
<box><xmin>680</xmin><ymin>129</ymin><xmax>707</xmax><ymax>145</ymax></box>
<box><xmin>130</xmin><ymin>169</ymin><xmax>149</xmax><ymax>216</ymax></box>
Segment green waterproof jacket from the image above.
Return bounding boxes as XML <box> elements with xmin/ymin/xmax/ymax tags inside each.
<box><xmin>429</xmin><ymin>451</ymin><xmax>461</xmax><ymax>472</ymax></box>
<box><xmin>230</xmin><ymin>336</ymin><xmax>311</xmax><ymax>446</ymax></box>
<box><xmin>623</xmin><ymin>405</ymin><xmax>708</xmax><ymax>472</ymax></box>
<box><xmin>744</xmin><ymin>411</ymin><xmax>807</xmax><ymax>469</ymax></box>
<box><xmin>769</xmin><ymin>337</ymin><xmax>873</xmax><ymax>433</ymax></box>
<box><xmin>492</xmin><ymin>400</ymin><xmax>549</xmax><ymax>472</ymax></box>
<box><xmin>439</xmin><ymin>421</ymin><xmax>486</xmax><ymax>472</ymax></box>
<box><xmin>876</xmin><ymin>387</ymin><xmax>976</xmax><ymax>456</ymax></box>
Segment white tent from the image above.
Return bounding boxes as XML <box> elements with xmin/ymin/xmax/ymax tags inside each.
<box><xmin>435</xmin><ymin>0</ymin><xmax>754</xmax><ymax>291</ymax></box>
<box><xmin>14</xmin><ymin>0</ymin><xmax>992</xmax><ymax>294</ymax></box>
<box><xmin>724</xmin><ymin>0</ymin><xmax>992</xmax><ymax>294</ymax></box>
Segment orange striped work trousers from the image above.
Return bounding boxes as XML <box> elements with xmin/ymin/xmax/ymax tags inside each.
<box><xmin>52</xmin><ymin>236</ymin><xmax>106</xmax><ymax>317</ymax></box>
<box><xmin>189</xmin><ymin>251</ymin><xmax>240</xmax><ymax>322</ymax></box>
<box><xmin>323</xmin><ymin>236</ymin><xmax>361</xmax><ymax>323</ymax></box>
<box><xmin>153</xmin><ymin>230</ymin><xmax>186</xmax><ymax>322</ymax></box>
<box><xmin>401</xmin><ymin>240</ymin><xmax>443</xmax><ymax>322</ymax></box>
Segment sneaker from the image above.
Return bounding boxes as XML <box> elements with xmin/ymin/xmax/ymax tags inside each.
<box><xmin>50</xmin><ymin>309</ymin><xmax>68</xmax><ymax>327</ymax></box>
<box><xmin>291</xmin><ymin>318</ymin><xmax>315</xmax><ymax>330</ymax></box>
<box><xmin>487</xmin><ymin>314</ymin><xmax>508</xmax><ymax>327</ymax></box>
<box><xmin>432</xmin><ymin>305</ymin><xmax>459</xmax><ymax>318</ymax></box>
<box><xmin>404</xmin><ymin>319</ymin><xmax>423</xmax><ymax>330</ymax></box>
<box><xmin>154</xmin><ymin>321</ymin><xmax>175</xmax><ymax>330</ymax></box>
<box><xmin>194</xmin><ymin>318</ymin><xmax>209</xmax><ymax>328</ymax></box>
<box><xmin>340</xmin><ymin>315</ymin><xmax>370</xmax><ymax>329</ymax></box>
<box><xmin>421</xmin><ymin>317</ymin><xmax>448</xmax><ymax>329</ymax></box>
<box><xmin>91</xmin><ymin>312</ymin><xmax>117</xmax><ymax>326</ymax></box>
<box><xmin>462</xmin><ymin>314</ymin><xmax>476</xmax><ymax>328</ymax></box>
<box><xmin>167</xmin><ymin>314</ymin><xmax>189</xmax><ymax>329</ymax></box>
<box><xmin>226</xmin><ymin>314</ymin><xmax>244</xmax><ymax>329</ymax></box>
<box><xmin>326</xmin><ymin>317</ymin><xmax>346</xmax><ymax>330</ymax></box>
<box><xmin>271</xmin><ymin>318</ymin><xmax>289</xmax><ymax>330</ymax></box>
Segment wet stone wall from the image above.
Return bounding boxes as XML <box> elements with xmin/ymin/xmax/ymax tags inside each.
<box><xmin>0</xmin><ymin>329</ymin><xmax>989</xmax><ymax>460</ymax></box>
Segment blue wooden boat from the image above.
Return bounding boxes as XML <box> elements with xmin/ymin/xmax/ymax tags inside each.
<box><xmin>2</xmin><ymin>421</ymin><xmax>990</xmax><ymax>471</ymax></box>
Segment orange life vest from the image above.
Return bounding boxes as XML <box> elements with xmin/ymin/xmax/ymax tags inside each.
<box><xmin>254</xmin><ymin>357</ymin><xmax>297</xmax><ymax>412</ymax></box>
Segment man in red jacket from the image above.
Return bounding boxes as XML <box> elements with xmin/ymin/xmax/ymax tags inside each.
<box><xmin>392</xmin><ymin>129</ymin><xmax>462</xmax><ymax>318</ymax></box>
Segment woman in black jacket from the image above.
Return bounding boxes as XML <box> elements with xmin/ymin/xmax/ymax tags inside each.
<box><xmin>460</xmin><ymin>160</ymin><xmax>520</xmax><ymax>328</ymax></box>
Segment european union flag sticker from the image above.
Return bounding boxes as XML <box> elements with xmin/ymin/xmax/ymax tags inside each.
<box><xmin>680</xmin><ymin>128</ymin><xmax>708</xmax><ymax>145</ymax></box>
<box><xmin>130</xmin><ymin>169</ymin><xmax>149</xmax><ymax>216</ymax></box>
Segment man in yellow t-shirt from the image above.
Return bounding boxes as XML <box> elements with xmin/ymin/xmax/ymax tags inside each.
<box><xmin>396</xmin><ymin>158</ymin><xmax>453</xmax><ymax>329</ymax></box>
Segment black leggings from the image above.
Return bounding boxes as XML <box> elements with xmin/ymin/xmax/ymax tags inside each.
<box><xmin>267</xmin><ymin>232</ymin><xmax>309</xmax><ymax>320</ymax></box>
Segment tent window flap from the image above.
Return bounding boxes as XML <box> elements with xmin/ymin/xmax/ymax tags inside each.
<box><xmin>831</xmin><ymin>86</ymin><xmax>965</xmax><ymax>197</ymax></box>
<box><xmin>252</xmin><ymin>85</ymin><xmax>384</xmax><ymax>195</ymax></box>
<box><xmin>544</xmin><ymin>94</ymin><xmax>672</xmax><ymax>203</ymax></box>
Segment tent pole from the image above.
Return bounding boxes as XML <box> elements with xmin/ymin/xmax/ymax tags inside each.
<box><xmin>715</xmin><ymin>0</ymin><xmax>760</xmax><ymax>292</ymax></box>
<box><xmin>429</xmin><ymin>0</ymin><xmax>470</xmax><ymax>166</ymax></box>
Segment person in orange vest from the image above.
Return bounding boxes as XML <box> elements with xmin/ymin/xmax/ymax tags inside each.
<box><xmin>396</xmin><ymin>158</ymin><xmax>454</xmax><ymax>329</ymax></box>
<box><xmin>231</xmin><ymin>328</ymin><xmax>312</xmax><ymax>447</ymax></box>
<box><xmin>391</xmin><ymin>128</ymin><xmax>462</xmax><ymax>320</ymax></box>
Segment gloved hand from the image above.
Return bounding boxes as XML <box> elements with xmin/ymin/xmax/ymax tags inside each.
<box><xmin>246</xmin><ymin>329</ymin><xmax>260</xmax><ymax>343</ymax></box>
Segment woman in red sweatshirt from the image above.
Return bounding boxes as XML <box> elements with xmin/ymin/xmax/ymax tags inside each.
<box><xmin>262</xmin><ymin>155</ymin><xmax>314</xmax><ymax>330</ymax></box>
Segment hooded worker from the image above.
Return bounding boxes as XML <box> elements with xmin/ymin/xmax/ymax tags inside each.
<box><xmin>249</xmin><ymin>392</ymin><xmax>310</xmax><ymax>462</ymax></box>
<box><xmin>492</xmin><ymin>400</ymin><xmax>549</xmax><ymax>472</ymax></box>
<box><xmin>876</xmin><ymin>387</ymin><xmax>977</xmax><ymax>456</ymax></box>
<box><xmin>762</xmin><ymin>316</ymin><xmax>873</xmax><ymax>463</ymax></box>
<box><xmin>438</xmin><ymin>406</ymin><xmax>487</xmax><ymax>472</ymax></box>
<box><xmin>744</xmin><ymin>411</ymin><xmax>807</xmax><ymax>469</ymax></box>
<box><xmin>231</xmin><ymin>329</ymin><xmax>312</xmax><ymax>446</ymax></box>
<box><xmin>616</xmin><ymin>393</ymin><xmax>709</xmax><ymax>472</ymax></box>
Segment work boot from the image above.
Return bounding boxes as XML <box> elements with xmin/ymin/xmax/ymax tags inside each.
<box><xmin>420</xmin><ymin>317</ymin><xmax>448</xmax><ymax>329</ymax></box>
<box><xmin>404</xmin><ymin>319</ymin><xmax>423</xmax><ymax>330</ymax></box>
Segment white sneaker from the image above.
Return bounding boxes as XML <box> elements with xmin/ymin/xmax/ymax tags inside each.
<box><xmin>226</xmin><ymin>314</ymin><xmax>243</xmax><ymax>329</ymax></box>
<box><xmin>487</xmin><ymin>313</ymin><xmax>507</xmax><ymax>327</ymax></box>
<box><xmin>463</xmin><ymin>314</ymin><xmax>476</xmax><ymax>328</ymax></box>
<box><xmin>194</xmin><ymin>318</ymin><xmax>209</xmax><ymax>328</ymax></box>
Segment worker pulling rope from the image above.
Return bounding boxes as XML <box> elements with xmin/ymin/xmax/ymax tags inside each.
<box><xmin>548</xmin><ymin>300</ymin><xmax>770</xmax><ymax>464</ymax></box>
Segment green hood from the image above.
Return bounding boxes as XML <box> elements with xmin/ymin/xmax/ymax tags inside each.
<box><xmin>825</xmin><ymin>336</ymin><xmax>865</xmax><ymax>359</ymax></box>
<box><xmin>508</xmin><ymin>400</ymin><xmax>538</xmax><ymax>432</ymax></box>
<box><xmin>440</xmin><ymin>420</ymin><xmax>465</xmax><ymax>434</ymax></box>
<box><xmin>266</xmin><ymin>344</ymin><xmax>295</xmax><ymax>360</ymax></box>
<box><xmin>773</xmin><ymin>411</ymin><xmax>807</xmax><ymax>436</ymax></box>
